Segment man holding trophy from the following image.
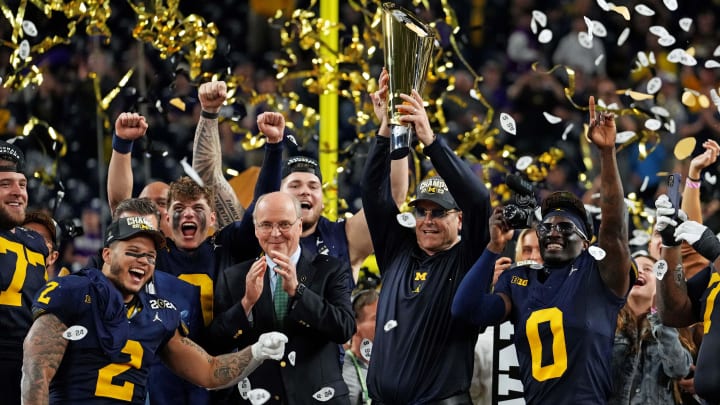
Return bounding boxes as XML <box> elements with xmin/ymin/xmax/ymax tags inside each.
<box><xmin>360</xmin><ymin>4</ymin><xmax>493</xmax><ymax>404</ymax></box>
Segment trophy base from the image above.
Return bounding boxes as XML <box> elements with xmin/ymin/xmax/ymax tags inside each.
<box><xmin>389</xmin><ymin>125</ymin><xmax>411</xmax><ymax>160</ymax></box>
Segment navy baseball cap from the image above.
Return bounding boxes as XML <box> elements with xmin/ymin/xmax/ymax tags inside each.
<box><xmin>105</xmin><ymin>217</ymin><xmax>166</xmax><ymax>249</ymax></box>
<box><xmin>0</xmin><ymin>140</ymin><xmax>25</xmax><ymax>172</ymax></box>
<box><xmin>282</xmin><ymin>156</ymin><xmax>322</xmax><ymax>183</ymax></box>
<box><xmin>409</xmin><ymin>176</ymin><xmax>458</xmax><ymax>210</ymax></box>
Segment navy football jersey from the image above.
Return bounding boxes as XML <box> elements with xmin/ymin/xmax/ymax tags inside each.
<box><xmin>494</xmin><ymin>251</ymin><xmax>634</xmax><ymax>404</ymax></box>
<box><xmin>32</xmin><ymin>269</ymin><xmax>181</xmax><ymax>404</ymax></box>
<box><xmin>686</xmin><ymin>266</ymin><xmax>720</xmax><ymax>403</ymax></box>
<box><xmin>0</xmin><ymin>227</ymin><xmax>48</xmax><ymax>405</ymax></box>
<box><xmin>0</xmin><ymin>227</ymin><xmax>48</xmax><ymax>355</ymax></box>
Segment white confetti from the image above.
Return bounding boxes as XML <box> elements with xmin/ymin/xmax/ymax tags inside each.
<box><xmin>648</xmin><ymin>52</ymin><xmax>656</xmax><ymax>65</ymax></box>
<box><xmin>180</xmin><ymin>157</ymin><xmax>204</xmax><ymax>187</ymax></box>
<box><xmin>705</xmin><ymin>172</ymin><xmax>717</xmax><ymax>185</ymax></box>
<box><xmin>630</xmin><ymin>229</ymin><xmax>651</xmax><ymax>246</ymax></box>
<box><xmin>588</xmin><ymin>246</ymin><xmax>607</xmax><ymax>261</ymax></box>
<box><xmin>705</xmin><ymin>60</ymin><xmax>720</xmax><ymax>69</ymax></box>
<box><xmin>634</xmin><ymin>4</ymin><xmax>655</xmax><ymax>16</ymax></box>
<box><xmin>680</xmin><ymin>53</ymin><xmax>697</xmax><ymax>66</ymax></box>
<box><xmin>646</xmin><ymin>77</ymin><xmax>662</xmax><ymax>94</ymax></box>
<box><xmin>532</xmin><ymin>10</ymin><xmax>547</xmax><ymax>27</ymax></box>
<box><xmin>663</xmin><ymin>0</ymin><xmax>677</xmax><ymax>11</ymax></box>
<box><xmin>21</xmin><ymin>20</ymin><xmax>37</xmax><ymax>37</ymax></box>
<box><xmin>615</xmin><ymin>131</ymin><xmax>636</xmax><ymax>144</ymax></box>
<box><xmin>583</xmin><ymin>16</ymin><xmax>594</xmax><ymax>41</ymax></box>
<box><xmin>637</xmin><ymin>51</ymin><xmax>650</xmax><ymax>67</ymax></box>
<box><xmin>617</xmin><ymin>27</ymin><xmax>630</xmax><ymax>47</ymax></box>
<box><xmin>360</xmin><ymin>338</ymin><xmax>373</xmax><ymax>362</ymax></box>
<box><xmin>18</xmin><ymin>40</ymin><xmax>30</xmax><ymax>60</ymax></box>
<box><xmin>561</xmin><ymin>123</ymin><xmax>574</xmax><ymax>141</ymax></box>
<box><xmin>516</xmin><ymin>156</ymin><xmax>533</xmax><ymax>171</ymax></box>
<box><xmin>312</xmin><ymin>387</ymin><xmax>335</xmax><ymax>402</ymax></box>
<box><xmin>644</xmin><ymin>118</ymin><xmax>662</xmax><ymax>131</ymax></box>
<box><xmin>710</xmin><ymin>89</ymin><xmax>720</xmax><ymax>107</ymax></box>
<box><xmin>653</xmin><ymin>259</ymin><xmax>668</xmax><ymax>280</ymax></box>
<box><xmin>651</xmin><ymin>106</ymin><xmax>670</xmax><ymax>117</ymax></box>
<box><xmin>469</xmin><ymin>89</ymin><xmax>480</xmax><ymax>100</ymax></box>
<box><xmin>499</xmin><ymin>112</ymin><xmax>517</xmax><ymax>135</ymax></box>
<box><xmin>679</xmin><ymin>18</ymin><xmax>693</xmax><ymax>32</ymax></box>
<box><xmin>237</xmin><ymin>378</ymin><xmax>251</xmax><ymax>400</ymax></box>
<box><xmin>639</xmin><ymin>176</ymin><xmax>650</xmax><ymax>193</ymax></box>
<box><xmin>666</xmin><ymin>48</ymin><xmax>684</xmax><ymax>63</ymax></box>
<box><xmin>288</xmin><ymin>351</ymin><xmax>296</xmax><ymax>366</ymax></box>
<box><xmin>714</xmin><ymin>45</ymin><xmax>720</xmax><ymax>57</ymax></box>
<box><xmin>538</xmin><ymin>29</ymin><xmax>553</xmax><ymax>44</ymax></box>
<box><xmin>63</xmin><ymin>325</ymin><xmax>88</xmax><ymax>341</ymax></box>
<box><xmin>649</xmin><ymin>26</ymin><xmax>670</xmax><ymax>38</ymax></box>
<box><xmin>543</xmin><ymin>112</ymin><xmax>562</xmax><ymax>124</ymax></box>
<box><xmin>591</xmin><ymin>20</ymin><xmax>607</xmax><ymax>37</ymax></box>
<box><xmin>657</xmin><ymin>35</ymin><xmax>676</xmax><ymax>47</ymax></box>
<box><xmin>247</xmin><ymin>388</ymin><xmax>270</xmax><ymax>405</ymax></box>
<box><xmin>383</xmin><ymin>319</ymin><xmax>398</xmax><ymax>332</ymax></box>
<box><xmin>578</xmin><ymin>31</ymin><xmax>593</xmax><ymax>49</ymax></box>
<box><xmin>606</xmin><ymin>102</ymin><xmax>619</xmax><ymax>110</ymax></box>
<box><xmin>664</xmin><ymin>119</ymin><xmax>676</xmax><ymax>134</ymax></box>
<box><xmin>594</xmin><ymin>53</ymin><xmax>605</xmax><ymax>67</ymax></box>
<box><xmin>530</xmin><ymin>18</ymin><xmax>538</xmax><ymax>35</ymax></box>
<box><xmin>396</xmin><ymin>212</ymin><xmax>416</xmax><ymax>228</ymax></box>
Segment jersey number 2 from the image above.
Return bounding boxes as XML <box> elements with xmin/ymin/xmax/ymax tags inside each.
<box><xmin>704</xmin><ymin>272</ymin><xmax>720</xmax><ymax>334</ymax></box>
<box><xmin>0</xmin><ymin>237</ymin><xmax>45</xmax><ymax>306</ymax></box>
<box><xmin>95</xmin><ymin>340</ymin><xmax>143</xmax><ymax>401</ymax></box>
<box><xmin>526</xmin><ymin>307</ymin><xmax>568</xmax><ymax>381</ymax></box>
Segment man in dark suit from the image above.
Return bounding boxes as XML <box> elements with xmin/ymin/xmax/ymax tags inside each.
<box><xmin>210</xmin><ymin>191</ymin><xmax>355</xmax><ymax>404</ymax></box>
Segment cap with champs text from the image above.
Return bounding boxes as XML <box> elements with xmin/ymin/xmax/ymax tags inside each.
<box><xmin>104</xmin><ymin>216</ymin><xmax>166</xmax><ymax>249</ymax></box>
<box><xmin>409</xmin><ymin>176</ymin><xmax>458</xmax><ymax>210</ymax></box>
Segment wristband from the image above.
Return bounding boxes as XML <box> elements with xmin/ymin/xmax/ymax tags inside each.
<box><xmin>201</xmin><ymin>110</ymin><xmax>219</xmax><ymax>119</ymax></box>
<box><xmin>686</xmin><ymin>178</ymin><xmax>701</xmax><ymax>189</ymax></box>
<box><xmin>112</xmin><ymin>133</ymin><xmax>133</xmax><ymax>154</ymax></box>
<box><xmin>687</xmin><ymin>174</ymin><xmax>701</xmax><ymax>182</ymax></box>
<box><xmin>692</xmin><ymin>228</ymin><xmax>720</xmax><ymax>262</ymax></box>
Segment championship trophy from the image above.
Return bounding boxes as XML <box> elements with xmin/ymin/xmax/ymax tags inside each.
<box><xmin>381</xmin><ymin>2</ymin><xmax>435</xmax><ymax>159</ymax></box>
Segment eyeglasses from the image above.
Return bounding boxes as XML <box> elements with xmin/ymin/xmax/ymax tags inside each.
<box><xmin>124</xmin><ymin>251</ymin><xmax>157</xmax><ymax>265</ymax></box>
<box><xmin>536</xmin><ymin>222</ymin><xmax>587</xmax><ymax>240</ymax></box>
<box><xmin>413</xmin><ymin>207</ymin><xmax>457</xmax><ymax>219</ymax></box>
<box><xmin>255</xmin><ymin>218</ymin><xmax>300</xmax><ymax>233</ymax></box>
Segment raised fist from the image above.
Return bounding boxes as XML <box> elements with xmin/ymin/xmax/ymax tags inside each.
<box><xmin>199</xmin><ymin>81</ymin><xmax>227</xmax><ymax>114</ymax></box>
<box><xmin>257</xmin><ymin>112</ymin><xmax>285</xmax><ymax>144</ymax></box>
<box><xmin>115</xmin><ymin>112</ymin><xmax>148</xmax><ymax>141</ymax></box>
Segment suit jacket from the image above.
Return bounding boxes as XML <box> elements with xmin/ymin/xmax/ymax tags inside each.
<box><xmin>210</xmin><ymin>249</ymin><xmax>355</xmax><ymax>404</ymax></box>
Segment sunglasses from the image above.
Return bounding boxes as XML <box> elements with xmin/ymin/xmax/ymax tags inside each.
<box><xmin>413</xmin><ymin>207</ymin><xmax>457</xmax><ymax>219</ymax></box>
<box><xmin>536</xmin><ymin>222</ymin><xmax>587</xmax><ymax>240</ymax></box>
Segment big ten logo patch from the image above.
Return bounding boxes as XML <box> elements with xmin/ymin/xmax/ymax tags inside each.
<box><xmin>493</xmin><ymin>321</ymin><xmax>525</xmax><ymax>404</ymax></box>
<box><xmin>511</xmin><ymin>276</ymin><xmax>528</xmax><ymax>286</ymax></box>
<box><xmin>150</xmin><ymin>299</ymin><xmax>177</xmax><ymax>310</ymax></box>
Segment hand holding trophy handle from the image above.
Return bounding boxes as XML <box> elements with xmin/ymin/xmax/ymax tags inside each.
<box><xmin>397</xmin><ymin>90</ymin><xmax>434</xmax><ymax>147</ymax></box>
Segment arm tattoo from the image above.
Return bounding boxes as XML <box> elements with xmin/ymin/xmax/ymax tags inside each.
<box><xmin>193</xmin><ymin>118</ymin><xmax>245</xmax><ymax>228</ymax></box>
<box><xmin>179</xmin><ymin>336</ymin><xmax>213</xmax><ymax>364</ymax></box>
<box><xmin>212</xmin><ymin>346</ymin><xmax>254</xmax><ymax>387</ymax></box>
<box><xmin>674</xmin><ymin>264</ymin><xmax>687</xmax><ymax>293</ymax></box>
<box><xmin>22</xmin><ymin>315</ymin><xmax>69</xmax><ymax>405</ymax></box>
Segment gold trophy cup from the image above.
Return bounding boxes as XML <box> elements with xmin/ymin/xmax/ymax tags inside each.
<box><xmin>381</xmin><ymin>2</ymin><xmax>435</xmax><ymax>159</ymax></box>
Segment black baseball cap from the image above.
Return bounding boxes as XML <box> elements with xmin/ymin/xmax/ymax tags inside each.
<box><xmin>282</xmin><ymin>156</ymin><xmax>322</xmax><ymax>183</ymax></box>
<box><xmin>409</xmin><ymin>176</ymin><xmax>458</xmax><ymax>210</ymax></box>
<box><xmin>0</xmin><ymin>140</ymin><xmax>25</xmax><ymax>173</ymax></box>
<box><xmin>104</xmin><ymin>217</ymin><xmax>166</xmax><ymax>249</ymax></box>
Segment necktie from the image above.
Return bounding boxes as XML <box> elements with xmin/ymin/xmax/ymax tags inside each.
<box><xmin>274</xmin><ymin>269</ymin><xmax>289</xmax><ymax>327</ymax></box>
